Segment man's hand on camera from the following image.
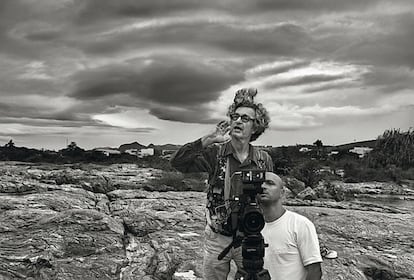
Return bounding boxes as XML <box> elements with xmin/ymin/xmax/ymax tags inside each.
<box><xmin>201</xmin><ymin>120</ymin><xmax>231</xmax><ymax>147</ymax></box>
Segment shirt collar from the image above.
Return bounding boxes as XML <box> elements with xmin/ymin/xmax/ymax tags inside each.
<box><xmin>223</xmin><ymin>141</ymin><xmax>260</xmax><ymax>165</ymax></box>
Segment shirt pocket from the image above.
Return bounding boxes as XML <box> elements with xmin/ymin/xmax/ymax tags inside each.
<box><xmin>269</xmin><ymin>246</ymin><xmax>300</xmax><ymax>263</ymax></box>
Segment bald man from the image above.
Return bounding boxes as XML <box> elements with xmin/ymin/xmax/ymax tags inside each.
<box><xmin>257</xmin><ymin>172</ymin><xmax>323</xmax><ymax>280</ymax></box>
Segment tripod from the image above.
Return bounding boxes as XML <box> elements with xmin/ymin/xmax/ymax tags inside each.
<box><xmin>217</xmin><ymin>208</ymin><xmax>271</xmax><ymax>279</ymax></box>
<box><xmin>218</xmin><ymin>232</ymin><xmax>270</xmax><ymax>280</ymax></box>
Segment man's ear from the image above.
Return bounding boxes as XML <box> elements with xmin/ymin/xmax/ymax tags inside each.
<box><xmin>252</xmin><ymin>121</ymin><xmax>258</xmax><ymax>134</ymax></box>
<box><xmin>280</xmin><ymin>183</ymin><xmax>286</xmax><ymax>198</ymax></box>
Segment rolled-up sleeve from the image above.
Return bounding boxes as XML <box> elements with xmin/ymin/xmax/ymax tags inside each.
<box><xmin>170</xmin><ymin>139</ymin><xmax>217</xmax><ymax>174</ymax></box>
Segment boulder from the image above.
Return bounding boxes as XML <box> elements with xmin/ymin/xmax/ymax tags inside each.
<box><xmin>283</xmin><ymin>177</ymin><xmax>306</xmax><ymax>196</ymax></box>
<box><xmin>297</xmin><ymin>187</ymin><xmax>318</xmax><ymax>200</ymax></box>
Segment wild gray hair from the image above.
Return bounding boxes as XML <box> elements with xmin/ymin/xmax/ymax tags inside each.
<box><xmin>226</xmin><ymin>88</ymin><xmax>270</xmax><ymax>142</ymax></box>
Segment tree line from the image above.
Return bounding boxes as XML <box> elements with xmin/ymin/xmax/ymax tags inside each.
<box><xmin>1</xmin><ymin>128</ymin><xmax>413</xmax><ymax>184</ymax></box>
<box><xmin>269</xmin><ymin>128</ymin><xmax>413</xmax><ymax>186</ymax></box>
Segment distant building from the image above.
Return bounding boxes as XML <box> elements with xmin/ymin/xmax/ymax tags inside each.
<box><xmin>299</xmin><ymin>147</ymin><xmax>312</xmax><ymax>153</ymax></box>
<box><xmin>328</xmin><ymin>150</ymin><xmax>339</xmax><ymax>156</ymax></box>
<box><xmin>125</xmin><ymin>148</ymin><xmax>154</xmax><ymax>158</ymax></box>
<box><xmin>349</xmin><ymin>147</ymin><xmax>373</xmax><ymax>158</ymax></box>
<box><xmin>138</xmin><ymin>148</ymin><xmax>154</xmax><ymax>158</ymax></box>
<box><xmin>95</xmin><ymin>148</ymin><xmax>121</xmax><ymax>156</ymax></box>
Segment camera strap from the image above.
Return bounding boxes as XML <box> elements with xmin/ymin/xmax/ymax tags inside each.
<box><xmin>224</xmin><ymin>156</ymin><xmax>231</xmax><ymax>202</ymax></box>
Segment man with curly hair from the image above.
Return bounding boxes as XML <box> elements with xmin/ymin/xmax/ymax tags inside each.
<box><xmin>171</xmin><ymin>88</ymin><xmax>273</xmax><ymax>279</ymax></box>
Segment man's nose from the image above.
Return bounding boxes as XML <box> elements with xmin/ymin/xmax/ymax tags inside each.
<box><xmin>234</xmin><ymin>117</ymin><xmax>243</xmax><ymax>124</ymax></box>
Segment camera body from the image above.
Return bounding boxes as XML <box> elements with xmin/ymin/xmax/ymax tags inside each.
<box><xmin>238</xmin><ymin>170</ymin><xmax>266</xmax><ymax>235</ymax></box>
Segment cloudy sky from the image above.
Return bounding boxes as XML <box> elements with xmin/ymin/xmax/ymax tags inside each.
<box><xmin>1</xmin><ymin>0</ymin><xmax>413</xmax><ymax>150</ymax></box>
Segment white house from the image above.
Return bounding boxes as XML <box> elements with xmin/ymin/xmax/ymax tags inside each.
<box><xmin>124</xmin><ymin>148</ymin><xmax>154</xmax><ymax>158</ymax></box>
<box><xmin>299</xmin><ymin>147</ymin><xmax>312</xmax><ymax>153</ymax></box>
<box><xmin>349</xmin><ymin>147</ymin><xmax>373</xmax><ymax>158</ymax></box>
<box><xmin>329</xmin><ymin>151</ymin><xmax>339</xmax><ymax>156</ymax></box>
<box><xmin>137</xmin><ymin>148</ymin><xmax>154</xmax><ymax>158</ymax></box>
<box><xmin>95</xmin><ymin>148</ymin><xmax>121</xmax><ymax>157</ymax></box>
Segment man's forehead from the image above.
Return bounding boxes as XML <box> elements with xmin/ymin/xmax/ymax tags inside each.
<box><xmin>265</xmin><ymin>172</ymin><xmax>282</xmax><ymax>185</ymax></box>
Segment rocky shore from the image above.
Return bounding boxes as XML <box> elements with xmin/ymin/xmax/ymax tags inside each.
<box><xmin>0</xmin><ymin>162</ymin><xmax>413</xmax><ymax>280</ymax></box>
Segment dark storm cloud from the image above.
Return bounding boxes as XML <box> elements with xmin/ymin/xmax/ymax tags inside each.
<box><xmin>0</xmin><ymin>98</ymin><xmax>117</xmax><ymax>127</ymax></box>
<box><xmin>71</xmin><ymin>0</ymin><xmax>381</xmax><ymax>24</ymax></box>
<box><xmin>316</xmin><ymin>11</ymin><xmax>414</xmax><ymax>69</ymax></box>
<box><xmin>73</xmin><ymin>0</ymin><xmax>205</xmax><ymax>24</ymax></box>
<box><xmin>24</xmin><ymin>30</ymin><xmax>62</xmax><ymax>42</ymax></box>
<box><xmin>0</xmin><ymin>105</ymin><xmax>92</xmax><ymax>125</ymax></box>
<box><xmin>0</xmin><ymin>1</ymin><xmax>32</xmax><ymax>57</ymax></box>
<box><xmin>149</xmin><ymin>106</ymin><xmax>218</xmax><ymax>124</ymax></box>
<box><xmin>345</xmin><ymin>13</ymin><xmax>414</xmax><ymax>68</ymax></box>
<box><xmin>70</xmin><ymin>55</ymin><xmax>244</xmax><ymax>107</ymax></box>
<box><xmin>0</xmin><ymin>103</ymin><xmax>47</xmax><ymax>119</ymax></box>
<box><xmin>1</xmin><ymin>77</ymin><xmax>59</xmax><ymax>96</ymax></box>
<box><xmin>0</xmin><ymin>117</ymin><xmax>95</xmax><ymax>128</ymax></box>
<box><xmin>361</xmin><ymin>67</ymin><xmax>414</xmax><ymax>93</ymax></box>
<box><xmin>0</xmin><ymin>0</ymin><xmax>70</xmax><ymax>58</ymax></box>
<box><xmin>118</xmin><ymin>127</ymin><xmax>157</xmax><ymax>133</ymax></box>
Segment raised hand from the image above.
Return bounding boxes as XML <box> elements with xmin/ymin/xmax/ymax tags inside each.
<box><xmin>201</xmin><ymin>120</ymin><xmax>231</xmax><ymax>147</ymax></box>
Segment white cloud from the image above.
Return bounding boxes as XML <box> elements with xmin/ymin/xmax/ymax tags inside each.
<box><xmin>98</xmin><ymin>13</ymin><xmax>235</xmax><ymax>36</ymax></box>
<box><xmin>18</xmin><ymin>61</ymin><xmax>53</xmax><ymax>80</ymax></box>
<box><xmin>92</xmin><ymin>108</ymin><xmax>162</xmax><ymax>129</ymax></box>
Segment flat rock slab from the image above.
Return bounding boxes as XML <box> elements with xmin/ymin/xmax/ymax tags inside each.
<box><xmin>1</xmin><ymin>162</ymin><xmax>413</xmax><ymax>279</ymax></box>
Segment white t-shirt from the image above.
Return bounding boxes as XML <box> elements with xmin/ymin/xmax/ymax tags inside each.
<box><xmin>261</xmin><ymin>210</ymin><xmax>322</xmax><ymax>280</ymax></box>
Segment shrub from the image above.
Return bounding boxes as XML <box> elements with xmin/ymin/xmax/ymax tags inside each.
<box><xmin>149</xmin><ymin>171</ymin><xmax>208</xmax><ymax>192</ymax></box>
<box><xmin>290</xmin><ymin>160</ymin><xmax>321</xmax><ymax>188</ymax></box>
<box><xmin>137</xmin><ymin>156</ymin><xmax>175</xmax><ymax>171</ymax></box>
<box><xmin>324</xmin><ymin>180</ymin><xmax>345</xmax><ymax>201</ymax></box>
<box><xmin>368</xmin><ymin>128</ymin><xmax>414</xmax><ymax>169</ymax></box>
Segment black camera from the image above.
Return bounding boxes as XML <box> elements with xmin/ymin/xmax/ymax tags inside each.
<box><xmin>239</xmin><ymin>170</ymin><xmax>266</xmax><ymax>235</ymax></box>
<box><xmin>218</xmin><ymin>169</ymin><xmax>271</xmax><ymax>280</ymax></box>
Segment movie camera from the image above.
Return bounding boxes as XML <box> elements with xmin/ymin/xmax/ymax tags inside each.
<box><xmin>218</xmin><ymin>169</ymin><xmax>271</xmax><ymax>280</ymax></box>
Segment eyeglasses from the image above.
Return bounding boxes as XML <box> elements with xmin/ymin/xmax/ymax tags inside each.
<box><xmin>229</xmin><ymin>113</ymin><xmax>255</xmax><ymax>123</ymax></box>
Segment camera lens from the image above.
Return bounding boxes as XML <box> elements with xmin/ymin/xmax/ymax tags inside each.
<box><xmin>242</xmin><ymin>207</ymin><xmax>265</xmax><ymax>234</ymax></box>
